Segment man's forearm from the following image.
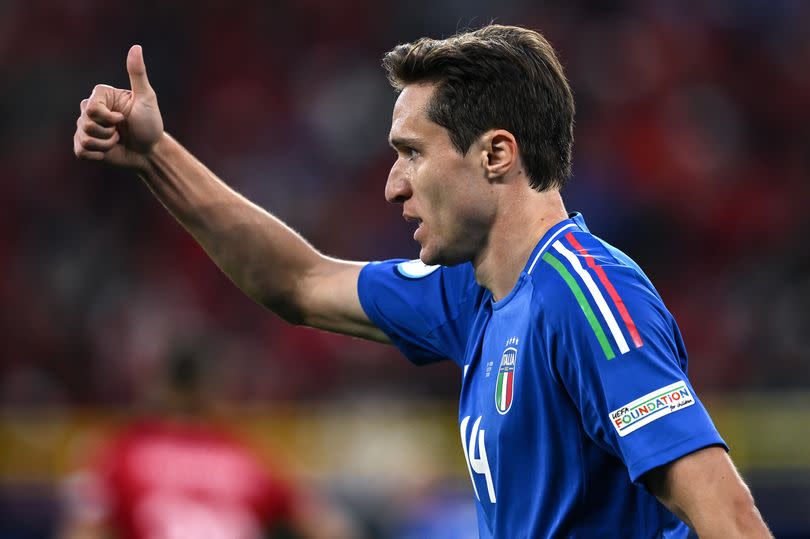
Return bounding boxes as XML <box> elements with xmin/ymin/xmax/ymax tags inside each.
<box><xmin>646</xmin><ymin>447</ymin><xmax>772</xmax><ymax>539</ymax></box>
<box><xmin>73</xmin><ymin>49</ymin><xmax>378</xmax><ymax>338</ymax></box>
<box><xmin>687</xmin><ymin>485</ymin><xmax>772</xmax><ymax>539</ymax></box>
<box><xmin>137</xmin><ymin>133</ymin><xmax>321</xmax><ymax>321</ymax></box>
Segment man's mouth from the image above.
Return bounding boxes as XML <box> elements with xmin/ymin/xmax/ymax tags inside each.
<box><xmin>404</xmin><ymin>214</ymin><xmax>422</xmax><ymax>227</ymax></box>
<box><xmin>404</xmin><ymin>214</ymin><xmax>424</xmax><ymax>240</ymax></box>
<box><xmin>413</xmin><ymin>219</ymin><xmax>424</xmax><ymax>241</ymax></box>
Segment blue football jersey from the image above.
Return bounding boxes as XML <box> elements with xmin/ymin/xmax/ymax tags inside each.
<box><xmin>358</xmin><ymin>213</ymin><xmax>726</xmax><ymax>538</ymax></box>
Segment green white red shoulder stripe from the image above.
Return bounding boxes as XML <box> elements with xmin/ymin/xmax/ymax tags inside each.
<box><xmin>565</xmin><ymin>232</ymin><xmax>643</xmax><ymax>348</ymax></box>
<box><xmin>541</xmin><ymin>233</ymin><xmax>643</xmax><ymax>360</ymax></box>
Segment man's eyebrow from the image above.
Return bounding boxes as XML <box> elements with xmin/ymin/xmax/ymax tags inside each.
<box><xmin>388</xmin><ymin>136</ymin><xmax>421</xmax><ymax>150</ymax></box>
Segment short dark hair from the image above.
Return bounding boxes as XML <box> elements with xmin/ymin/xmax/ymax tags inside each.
<box><xmin>383</xmin><ymin>24</ymin><xmax>574</xmax><ymax>192</ymax></box>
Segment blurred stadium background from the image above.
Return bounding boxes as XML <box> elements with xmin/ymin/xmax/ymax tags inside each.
<box><xmin>1</xmin><ymin>0</ymin><xmax>809</xmax><ymax>537</ymax></box>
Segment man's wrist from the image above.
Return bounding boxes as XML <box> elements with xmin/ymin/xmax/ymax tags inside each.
<box><xmin>135</xmin><ymin>131</ymin><xmax>170</xmax><ymax>177</ymax></box>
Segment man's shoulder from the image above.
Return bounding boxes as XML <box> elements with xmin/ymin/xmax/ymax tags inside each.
<box><xmin>360</xmin><ymin>258</ymin><xmax>486</xmax><ymax>323</ymax></box>
<box><xmin>367</xmin><ymin>258</ymin><xmax>477</xmax><ymax>284</ymax></box>
<box><xmin>528</xmin><ymin>228</ymin><xmax>662</xmax><ymax>330</ymax></box>
<box><xmin>525</xmin><ymin>227</ymin><xmax>685</xmax><ymax>362</ymax></box>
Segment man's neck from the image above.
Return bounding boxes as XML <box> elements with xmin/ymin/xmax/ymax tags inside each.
<box><xmin>473</xmin><ymin>189</ymin><xmax>567</xmax><ymax>301</ymax></box>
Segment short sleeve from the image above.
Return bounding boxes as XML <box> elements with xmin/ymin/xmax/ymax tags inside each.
<box><xmin>358</xmin><ymin>259</ymin><xmax>482</xmax><ymax>366</ymax></box>
<box><xmin>540</xmin><ymin>245</ymin><xmax>726</xmax><ymax>483</ymax></box>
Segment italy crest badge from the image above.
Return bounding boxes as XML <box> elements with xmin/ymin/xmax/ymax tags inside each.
<box><xmin>495</xmin><ymin>338</ymin><xmax>518</xmax><ymax>415</ymax></box>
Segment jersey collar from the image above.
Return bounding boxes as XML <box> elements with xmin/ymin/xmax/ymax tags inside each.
<box><xmin>490</xmin><ymin>212</ymin><xmax>586</xmax><ymax>310</ymax></box>
<box><xmin>524</xmin><ymin>212</ymin><xmax>586</xmax><ymax>276</ymax></box>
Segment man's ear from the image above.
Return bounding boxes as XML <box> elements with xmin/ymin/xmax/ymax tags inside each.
<box><xmin>481</xmin><ymin>129</ymin><xmax>519</xmax><ymax>181</ymax></box>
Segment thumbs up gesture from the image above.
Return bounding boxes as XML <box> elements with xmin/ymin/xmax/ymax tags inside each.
<box><xmin>74</xmin><ymin>45</ymin><xmax>164</xmax><ymax>170</ymax></box>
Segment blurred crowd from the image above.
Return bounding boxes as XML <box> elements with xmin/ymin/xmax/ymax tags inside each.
<box><xmin>1</xmin><ymin>0</ymin><xmax>809</xmax><ymax>408</ymax></box>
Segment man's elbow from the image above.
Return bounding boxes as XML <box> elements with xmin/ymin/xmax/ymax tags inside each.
<box><xmin>728</xmin><ymin>488</ymin><xmax>771</xmax><ymax>538</ymax></box>
<box><xmin>256</xmin><ymin>292</ymin><xmax>309</xmax><ymax>326</ymax></box>
<box><xmin>691</xmin><ymin>486</ymin><xmax>772</xmax><ymax>538</ymax></box>
<box><xmin>240</xmin><ymin>276</ymin><xmax>307</xmax><ymax>325</ymax></box>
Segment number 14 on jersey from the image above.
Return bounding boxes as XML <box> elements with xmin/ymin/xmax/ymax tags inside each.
<box><xmin>460</xmin><ymin>415</ymin><xmax>496</xmax><ymax>503</ymax></box>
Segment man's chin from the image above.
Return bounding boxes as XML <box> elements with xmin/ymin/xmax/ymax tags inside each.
<box><xmin>418</xmin><ymin>249</ymin><xmax>437</xmax><ymax>266</ymax></box>
<box><xmin>418</xmin><ymin>244</ymin><xmax>440</xmax><ymax>266</ymax></box>
<box><xmin>419</xmin><ymin>246</ymin><xmax>467</xmax><ymax>268</ymax></box>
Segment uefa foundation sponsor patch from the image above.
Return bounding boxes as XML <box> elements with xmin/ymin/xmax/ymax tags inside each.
<box><xmin>609</xmin><ymin>381</ymin><xmax>695</xmax><ymax>437</ymax></box>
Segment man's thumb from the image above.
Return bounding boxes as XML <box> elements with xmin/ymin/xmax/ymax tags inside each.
<box><xmin>126</xmin><ymin>45</ymin><xmax>152</xmax><ymax>95</ymax></box>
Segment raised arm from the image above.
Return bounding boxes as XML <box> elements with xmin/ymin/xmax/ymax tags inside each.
<box><xmin>73</xmin><ymin>45</ymin><xmax>387</xmax><ymax>343</ymax></box>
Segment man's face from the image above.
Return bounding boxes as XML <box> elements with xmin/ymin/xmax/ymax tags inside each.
<box><xmin>386</xmin><ymin>83</ymin><xmax>497</xmax><ymax>266</ymax></box>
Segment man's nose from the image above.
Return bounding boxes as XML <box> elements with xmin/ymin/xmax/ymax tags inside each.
<box><xmin>385</xmin><ymin>160</ymin><xmax>412</xmax><ymax>204</ymax></box>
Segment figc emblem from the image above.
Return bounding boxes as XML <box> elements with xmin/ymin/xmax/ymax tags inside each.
<box><xmin>495</xmin><ymin>338</ymin><xmax>518</xmax><ymax>415</ymax></box>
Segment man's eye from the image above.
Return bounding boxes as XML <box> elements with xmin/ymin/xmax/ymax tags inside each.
<box><xmin>392</xmin><ymin>146</ymin><xmax>420</xmax><ymax>161</ymax></box>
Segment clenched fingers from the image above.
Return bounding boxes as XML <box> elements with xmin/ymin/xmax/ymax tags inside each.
<box><xmin>74</xmin><ymin>129</ymin><xmax>120</xmax><ymax>159</ymax></box>
<box><xmin>73</xmin><ymin>131</ymin><xmax>106</xmax><ymax>160</ymax></box>
<box><xmin>85</xmin><ymin>99</ymin><xmax>125</xmax><ymax>126</ymax></box>
<box><xmin>77</xmin><ymin>114</ymin><xmax>117</xmax><ymax>138</ymax></box>
<box><xmin>79</xmin><ymin>130</ymin><xmax>119</xmax><ymax>151</ymax></box>
<box><xmin>84</xmin><ymin>85</ymin><xmax>125</xmax><ymax>126</ymax></box>
<box><xmin>74</xmin><ymin>148</ymin><xmax>106</xmax><ymax>161</ymax></box>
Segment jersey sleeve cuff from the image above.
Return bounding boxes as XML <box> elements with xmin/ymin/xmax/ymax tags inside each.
<box><xmin>626</xmin><ymin>430</ymin><xmax>729</xmax><ymax>484</ymax></box>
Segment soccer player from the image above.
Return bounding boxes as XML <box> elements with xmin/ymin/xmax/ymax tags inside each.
<box><xmin>60</xmin><ymin>342</ymin><xmax>357</xmax><ymax>539</ymax></box>
<box><xmin>73</xmin><ymin>25</ymin><xmax>772</xmax><ymax>538</ymax></box>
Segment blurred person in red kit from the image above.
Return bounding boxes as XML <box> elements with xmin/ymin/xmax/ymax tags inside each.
<box><xmin>60</xmin><ymin>340</ymin><xmax>358</xmax><ymax>539</ymax></box>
